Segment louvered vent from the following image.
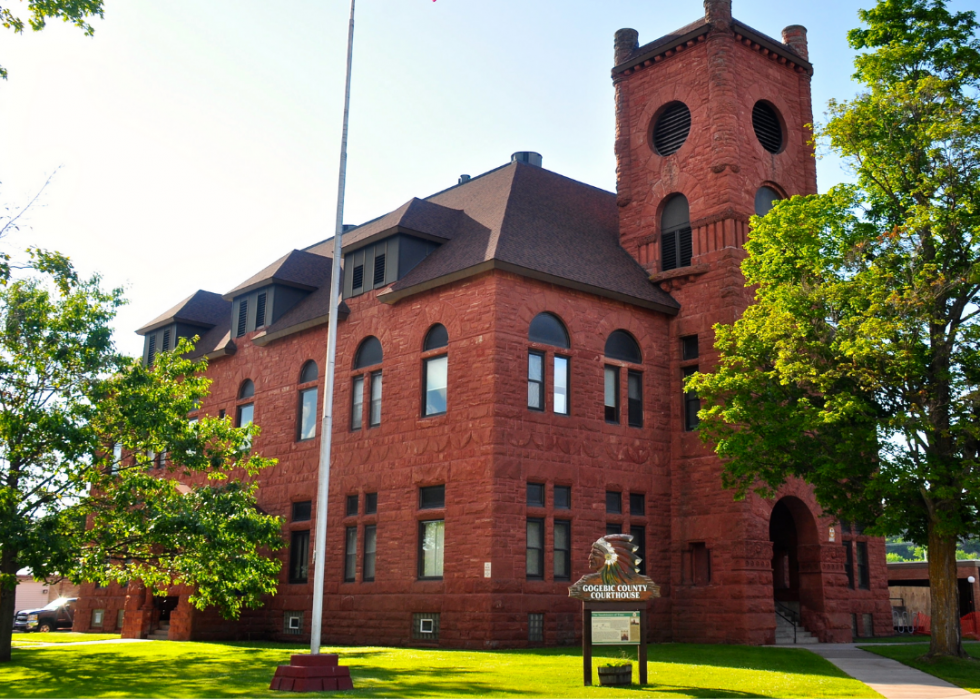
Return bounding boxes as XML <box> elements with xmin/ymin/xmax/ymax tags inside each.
<box><xmin>373</xmin><ymin>254</ymin><xmax>386</xmax><ymax>287</ymax></box>
<box><xmin>352</xmin><ymin>265</ymin><xmax>364</xmax><ymax>291</ymax></box>
<box><xmin>661</xmin><ymin>227</ymin><xmax>693</xmax><ymax>271</ymax></box>
<box><xmin>162</xmin><ymin>329</ymin><xmax>171</xmax><ymax>352</ymax></box>
<box><xmin>236</xmin><ymin>299</ymin><xmax>248</xmax><ymax>338</ymax></box>
<box><xmin>653</xmin><ymin>102</ymin><xmax>691</xmax><ymax>156</ymax></box>
<box><xmin>752</xmin><ymin>102</ymin><xmax>782</xmax><ymax>153</ymax></box>
<box><xmin>255</xmin><ymin>292</ymin><xmax>267</xmax><ymax>329</ymax></box>
<box><xmin>147</xmin><ymin>334</ymin><xmax>157</xmax><ymax>366</ymax></box>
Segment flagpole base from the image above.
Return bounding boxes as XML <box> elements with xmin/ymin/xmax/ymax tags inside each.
<box><xmin>270</xmin><ymin>654</ymin><xmax>354</xmax><ymax>692</ymax></box>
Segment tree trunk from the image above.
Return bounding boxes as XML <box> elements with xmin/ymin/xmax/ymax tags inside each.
<box><xmin>927</xmin><ymin>527</ymin><xmax>966</xmax><ymax>658</ymax></box>
<box><xmin>0</xmin><ymin>547</ymin><xmax>18</xmax><ymax>662</ymax></box>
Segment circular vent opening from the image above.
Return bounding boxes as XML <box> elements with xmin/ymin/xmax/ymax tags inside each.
<box><xmin>652</xmin><ymin>102</ymin><xmax>691</xmax><ymax>156</ymax></box>
<box><xmin>752</xmin><ymin>102</ymin><xmax>783</xmax><ymax>153</ymax></box>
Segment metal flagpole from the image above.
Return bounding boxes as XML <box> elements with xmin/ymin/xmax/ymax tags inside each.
<box><xmin>310</xmin><ymin>0</ymin><xmax>356</xmax><ymax>656</ymax></box>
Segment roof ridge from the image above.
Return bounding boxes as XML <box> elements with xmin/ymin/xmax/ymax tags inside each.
<box><xmin>487</xmin><ymin>163</ymin><xmax>522</xmax><ymax>261</ymax></box>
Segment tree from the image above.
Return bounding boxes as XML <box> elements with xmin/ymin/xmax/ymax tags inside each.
<box><xmin>689</xmin><ymin>0</ymin><xmax>980</xmax><ymax>659</ymax></box>
<box><xmin>1</xmin><ymin>0</ymin><xmax>104</xmax><ymax>79</ymax></box>
<box><xmin>0</xmin><ymin>252</ymin><xmax>283</xmax><ymax>662</ymax></box>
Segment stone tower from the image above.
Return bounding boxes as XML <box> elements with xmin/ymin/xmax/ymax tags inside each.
<box><xmin>612</xmin><ymin>0</ymin><xmax>881</xmax><ymax>644</ymax></box>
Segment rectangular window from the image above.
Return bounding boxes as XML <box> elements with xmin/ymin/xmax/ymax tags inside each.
<box><xmin>92</xmin><ymin>609</ymin><xmax>104</xmax><ymax>627</ymax></box>
<box><xmin>554</xmin><ymin>485</ymin><xmax>571</xmax><ymax>510</ymax></box>
<box><xmin>418</xmin><ymin>520</ymin><xmax>445</xmax><ymax>579</ymax></box>
<box><xmin>236</xmin><ymin>299</ymin><xmax>248</xmax><ymax>338</ymax></box>
<box><xmin>423</xmin><ymin>355</ymin><xmax>448</xmax><ymax>416</ymax></box>
<box><xmin>369</xmin><ymin>371</ymin><xmax>382</xmax><ymax>427</ymax></box>
<box><xmin>147</xmin><ymin>334</ymin><xmax>157</xmax><ymax>366</ymax></box>
<box><xmin>373</xmin><ymin>253</ymin><xmax>386</xmax><ymax>287</ymax></box>
<box><xmin>298</xmin><ymin>387</ymin><xmax>317</xmax><ymax>440</ymax></box>
<box><xmin>255</xmin><ymin>292</ymin><xmax>267</xmax><ymax>329</ymax></box>
<box><xmin>284</xmin><ymin>611</ymin><xmax>303</xmax><ymax>636</ymax></box>
<box><xmin>363</xmin><ymin>524</ymin><xmax>377</xmax><ymax>582</ymax></box>
<box><xmin>346</xmin><ymin>494</ymin><xmax>359</xmax><ymax>517</ymax></box>
<box><xmin>554</xmin><ymin>356</ymin><xmax>569</xmax><ymax>415</ymax></box>
<box><xmin>112</xmin><ymin>443</ymin><xmax>122</xmax><ymax>474</ymax></box>
<box><xmin>627</xmin><ymin>370</ymin><xmax>643</xmax><ymax>427</ymax></box>
<box><xmin>162</xmin><ymin>328</ymin><xmax>171</xmax><ymax>352</ymax></box>
<box><xmin>862</xmin><ymin>613</ymin><xmax>874</xmax><ymax>637</ymax></box>
<box><xmin>606</xmin><ymin>523</ymin><xmax>623</xmax><ymax>536</ymax></box>
<box><xmin>528</xmin><ymin>351</ymin><xmax>544</xmax><ymax>410</ymax></box>
<box><xmin>844</xmin><ymin>541</ymin><xmax>854</xmax><ymax>589</ymax></box>
<box><xmin>606</xmin><ymin>491</ymin><xmax>622</xmax><ymax>514</ymax></box>
<box><xmin>352</xmin><ymin>264</ymin><xmax>364</xmax><ymax>293</ymax></box>
<box><xmin>292</xmin><ymin>501</ymin><xmax>311</xmax><ymax>522</ymax></box>
<box><xmin>631</xmin><ymin>525</ymin><xmax>646</xmax><ymax>575</ymax></box>
<box><xmin>528</xmin><ymin>613</ymin><xmax>544</xmax><ymax>643</ymax></box>
<box><xmin>365</xmin><ymin>492</ymin><xmax>378</xmax><ymax>515</ymax></box>
<box><xmin>236</xmin><ymin>403</ymin><xmax>254</xmax><ymax>427</ymax></box>
<box><xmin>289</xmin><ymin>530</ymin><xmax>310</xmax><ymax>584</ymax></box>
<box><xmin>856</xmin><ymin>541</ymin><xmax>870</xmax><ymax>590</ymax></box>
<box><xmin>682</xmin><ymin>335</ymin><xmax>699</xmax><ymax>360</ymax></box>
<box><xmin>527</xmin><ymin>483</ymin><xmax>545</xmax><ymax>508</ymax></box>
<box><xmin>412</xmin><ymin>613</ymin><xmax>440</xmax><ymax>641</ymax></box>
<box><xmin>420</xmin><ymin>485</ymin><xmax>445</xmax><ymax>510</ymax></box>
<box><xmin>630</xmin><ymin>493</ymin><xmax>645</xmax><ymax>517</ymax></box>
<box><xmin>683</xmin><ymin>366</ymin><xmax>700</xmax><ymax>431</ymax></box>
<box><xmin>604</xmin><ymin>366</ymin><xmax>620</xmax><ymax>423</ymax></box>
<box><xmin>526</xmin><ymin>518</ymin><xmax>544</xmax><ymax>579</ymax></box>
<box><xmin>351</xmin><ymin>375</ymin><xmax>364</xmax><ymax>430</ymax></box>
<box><xmin>344</xmin><ymin>527</ymin><xmax>357</xmax><ymax>582</ymax></box>
<box><xmin>554</xmin><ymin>519</ymin><xmax>571</xmax><ymax>580</ymax></box>
<box><xmin>692</xmin><ymin>542</ymin><xmax>711</xmax><ymax>586</ymax></box>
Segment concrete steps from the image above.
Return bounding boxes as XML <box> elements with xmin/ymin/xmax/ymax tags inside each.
<box><xmin>147</xmin><ymin>622</ymin><xmax>170</xmax><ymax>641</ymax></box>
<box><xmin>775</xmin><ymin>611</ymin><xmax>819</xmax><ymax>645</ymax></box>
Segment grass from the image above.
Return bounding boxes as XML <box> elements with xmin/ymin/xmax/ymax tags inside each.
<box><xmin>10</xmin><ymin>632</ymin><xmax>121</xmax><ymax>647</ymax></box>
<box><xmin>0</xmin><ymin>640</ymin><xmax>881</xmax><ymax>698</ymax></box>
<box><xmin>860</xmin><ymin>643</ymin><xmax>980</xmax><ymax>693</ymax></box>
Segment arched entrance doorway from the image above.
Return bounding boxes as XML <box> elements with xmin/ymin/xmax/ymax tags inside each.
<box><xmin>769</xmin><ymin>497</ymin><xmax>827</xmax><ymax>637</ymax></box>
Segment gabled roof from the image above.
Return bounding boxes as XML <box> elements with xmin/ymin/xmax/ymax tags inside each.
<box><xmin>378</xmin><ymin>161</ymin><xmax>680</xmax><ymax>314</ymax></box>
<box><xmin>223</xmin><ymin>249</ymin><xmax>332</xmax><ymax>300</ymax></box>
<box><xmin>137</xmin><ymin>290</ymin><xmax>230</xmax><ymax>335</ymax></box>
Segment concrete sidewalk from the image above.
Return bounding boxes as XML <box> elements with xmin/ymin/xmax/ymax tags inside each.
<box><xmin>808</xmin><ymin>643</ymin><xmax>973</xmax><ymax>699</ymax></box>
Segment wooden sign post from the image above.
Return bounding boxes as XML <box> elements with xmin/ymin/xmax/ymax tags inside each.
<box><xmin>568</xmin><ymin>534</ymin><xmax>660</xmax><ymax>687</ymax></box>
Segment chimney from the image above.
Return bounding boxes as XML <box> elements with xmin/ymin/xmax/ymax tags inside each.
<box><xmin>458</xmin><ymin>174</ymin><xmax>471</xmax><ymax>184</ymax></box>
<box><xmin>614</xmin><ymin>28</ymin><xmax>639</xmax><ymax>66</ymax></box>
<box><xmin>781</xmin><ymin>25</ymin><xmax>809</xmax><ymax>61</ymax></box>
<box><xmin>511</xmin><ymin>152</ymin><xmax>543</xmax><ymax>167</ymax></box>
<box><xmin>703</xmin><ymin>0</ymin><xmax>732</xmax><ymax>27</ymax></box>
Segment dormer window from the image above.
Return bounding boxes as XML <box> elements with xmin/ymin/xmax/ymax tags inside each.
<box><xmin>344</xmin><ymin>236</ymin><xmax>439</xmax><ymax>300</ymax></box>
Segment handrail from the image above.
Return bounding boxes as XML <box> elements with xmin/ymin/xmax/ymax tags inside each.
<box><xmin>775</xmin><ymin>602</ymin><xmax>798</xmax><ymax>644</ymax></box>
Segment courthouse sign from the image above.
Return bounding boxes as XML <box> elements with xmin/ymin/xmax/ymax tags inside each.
<box><xmin>568</xmin><ymin>534</ymin><xmax>661</xmax><ymax>602</ymax></box>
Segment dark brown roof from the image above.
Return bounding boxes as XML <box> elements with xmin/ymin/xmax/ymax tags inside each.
<box><xmin>184</xmin><ymin>320</ymin><xmax>236</xmax><ymax>361</ymax></box>
<box><xmin>307</xmin><ymin>198</ymin><xmax>466</xmax><ymax>257</ymax></box>
<box><xmin>223</xmin><ymin>249</ymin><xmax>332</xmax><ymax>300</ymax></box>
<box><xmin>137</xmin><ymin>290</ymin><xmax>230</xmax><ymax>335</ymax></box>
<box><xmin>378</xmin><ymin>162</ymin><xmax>679</xmax><ymax>314</ymax></box>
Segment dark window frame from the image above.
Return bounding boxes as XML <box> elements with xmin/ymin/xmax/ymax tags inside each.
<box><xmin>365</xmin><ymin>492</ymin><xmax>378</xmax><ymax>515</ymax></box>
<box><xmin>423</xmin><ymin>353</ymin><xmax>448</xmax><ymax>417</ymax></box>
<box><xmin>554</xmin><ymin>519</ymin><xmax>571</xmax><ymax>581</ymax></box>
<box><xmin>344</xmin><ymin>526</ymin><xmax>357</xmax><ymax>582</ymax></box>
<box><xmin>526</xmin><ymin>483</ymin><xmax>545</xmax><ymax>508</ymax></box>
<box><xmin>418</xmin><ymin>519</ymin><xmax>445</xmax><ymax>580</ymax></box>
<box><xmin>351</xmin><ymin>375</ymin><xmax>365</xmax><ymax>431</ymax></box>
<box><xmin>363</xmin><ymin>524</ymin><xmax>377</xmax><ymax>582</ymax></box>
<box><xmin>553</xmin><ymin>354</ymin><xmax>570</xmax><ymax>416</ymax></box>
<box><xmin>292</xmin><ymin>501</ymin><xmax>312</xmax><ymax>522</ymax></box>
<box><xmin>683</xmin><ymin>366</ymin><xmax>700</xmax><ymax>431</ymax></box>
<box><xmin>629</xmin><ymin>493</ymin><xmax>645</xmax><ymax>517</ymax></box>
<box><xmin>419</xmin><ymin>485</ymin><xmax>446</xmax><ymax>510</ymax></box>
<box><xmin>554</xmin><ymin>485</ymin><xmax>571</xmax><ymax>510</ymax></box>
<box><xmin>627</xmin><ymin>370</ymin><xmax>643</xmax><ymax>428</ymax></box>
<box><xmin>856</xmin><ymin>541</ymin><xmax>870</xmax><ymax>590</ymax></box>
<box><xmin>527</xmin><ymin>350</ymin><xmax>545</xmax><ymax>411</ymax></box>
<box><xmin>368</xmin><ymin>370</ymin><xmax>382</xmax><ymax>427</ymax></box>
<box><xmin>606</xmin><ymin>490</ymin><xmax>622</xmax><ymax>514</ymax></box>
<box><xmin>526</xmin><ymin>517</ymin><xmax>545</xmax><ymax>580</ymax></box>
<box><xmin>604</xmin><ymin>365</ymin><xmax>620</xmax><ymax>423</ymax></box>
<box><xmin>346</xmin><ymin>494</ymin><xmax>359</xmax><ymax>517</ymax></box>
<box><xmin>288</xmin><ymin>529</ymin><xmax>310</xmax><ymax>584</ymax></box>
<box><xmin>297</xmin><ymin>386</ymin><xmax>318</xmax><ymax>441</ymax></box>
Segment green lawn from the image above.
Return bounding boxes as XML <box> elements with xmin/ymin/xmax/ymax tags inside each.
<box><xmin>860</xmin><ymin>643</ymin><xmax>980</xmax><ymax>693</ymax></box>
<box><xmin>10</xmin><ymin>632</ymin><xmax>121</xmax><ymax>647</ymax></box>
<box><xmin>1</xmin><ymin>640</ymin><xmax>880</xmax><ymax>698</ymax></box>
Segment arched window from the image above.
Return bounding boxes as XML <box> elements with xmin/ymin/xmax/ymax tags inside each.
<box><xmin>354</xmin><ymin>336</ymin><xmax>383</xmax><ymax>369</ymax></box>
<box><xmin>755</xmin><ymin>186</ymin><xmax>782</xmax><ymax>217</ymax></box>
<box><xmin>603</xmin><ymin>331</ymin><xmax>643</xmax><ymax>428</ymax></box>
<box><xmin>752</xmin><ymin>101</ymin><xmax>783</xmax><ymax>154</ymax></box>
<box><xmin>352</xmin><ymin>337</ymin><xmax>382</xmax><ymax>430</ymax></box>
<box><xmin>422</xmin><ymin>324</ymin><xmax>449</xmax><ymax>417</ymax></box>
<box><xmin>527</xmin><ymin>313</ymin><xmax>570</xmax><ymax>415</ymax></box>
<box><xmin>300</xmin><ymin>360</ymin><xmax>318</xmax><ymax>384</ymax></box>
<box><xmin>297</xmin><ymin>361</ymin><xmax>319</xmax><ymax>441</ymax></box>
<box><xmin>236</xmin><ymin>379</ymin><xmax>254</xmax><ymax>428</ymax></box>
<box><xmin>661</xmin><ymin>195</ymin><xmax>692</xmax><ymax>272</ymax></box>
<box><xmin>423</xmin><ymin>324</ymin><xmax>448</xmax><ymax>351</ymax></box>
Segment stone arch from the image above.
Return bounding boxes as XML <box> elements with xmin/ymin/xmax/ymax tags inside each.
<box><xmin>769</xmin><ymin>495</ymin><xmax>826</xmax><ymax>615</ymax></box>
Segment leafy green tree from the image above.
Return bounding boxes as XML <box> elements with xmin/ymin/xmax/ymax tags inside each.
<box><xmin>0</xmin><ymin>252</ymin><xmax>282</xmax><ymax>663</ymax></box>
<box><xmin>1</xmin><ymin>0</ymin><xmax>104</xmax><ymax>79</ymax></box>
<box><xmin>690</xmin><ymin>0</ymin><xmax>980</xmax><ymax>658</ymax></box>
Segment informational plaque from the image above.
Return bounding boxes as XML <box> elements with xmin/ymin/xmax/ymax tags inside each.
<box><xmin>591</xmin><ymin>611</ymin><xmax>641</xmax><ymax>645</ymax></box>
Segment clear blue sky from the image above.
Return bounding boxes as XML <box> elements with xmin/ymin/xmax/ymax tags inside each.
<box><xmin>0</xmin><ymin>0</ymin><xmax>970</xmax><ymax>357</ymax></box>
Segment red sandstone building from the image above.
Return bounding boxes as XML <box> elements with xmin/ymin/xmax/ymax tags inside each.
<box><xmin>74</xmin><ymin>0</ymin><xmax>892</xmax><ymax>646</ymax></box>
